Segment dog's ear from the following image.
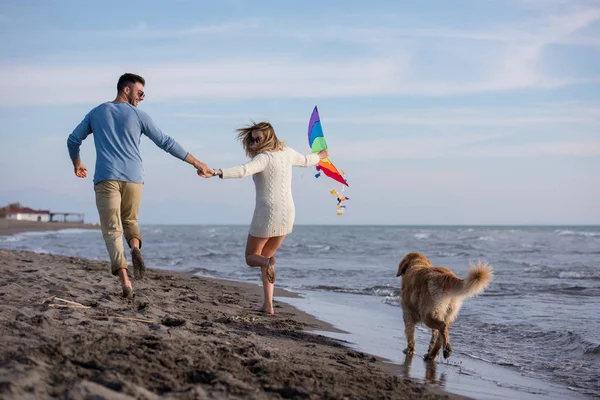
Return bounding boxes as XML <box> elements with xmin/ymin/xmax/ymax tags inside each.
<box><xmin>397</xmin><ymin>252</ymin><xmax>427</xmax><ymax>276</ymax></box>
<box><xmin>397</xmin><ymin>253</ymin><xmax>413</xmax><ymax>276</ymax></box>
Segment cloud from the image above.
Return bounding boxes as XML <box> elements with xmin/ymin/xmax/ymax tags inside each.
<box><xmin>313</xmin><ymin>3</ymin><xmax>600</xmax><ymax>49</ymax></box>
<box><xmin>1</xmin><ymin>54</ymin><xmax>597</xmax><ymax>107</ymax></box>
<box><xmin>1</xmin><ymin>4</ymin><xmax>598</xmax><ymax>107</ymax></box>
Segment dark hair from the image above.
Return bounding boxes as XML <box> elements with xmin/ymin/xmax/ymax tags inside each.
<box><xmin>117</xmin><ymin>73</ymin><xmax>145</xmax><ymax>92</ymax></box>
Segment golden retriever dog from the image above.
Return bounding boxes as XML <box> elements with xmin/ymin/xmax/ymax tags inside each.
<box><xmin>396</xmin><ymin>252</ymin><xmax>493</xmax><ymax>361</ymax></box>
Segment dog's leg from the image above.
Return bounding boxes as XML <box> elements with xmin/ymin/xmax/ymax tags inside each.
<box><xmin>428</xmin><ymin>329</ymin><xmax>439</xmax><ymax>354</ymax></box>
<box><xmin>442</xmin><ymin>324</ymin><xmax>452</xmax><ymax>359</ymax></box>
<box><xmin>423</xmin><ymin>316</ymin><xmax>446</xmax><ymax>361</ymax></box>
<box><xmin>402</xmin><ymin>314</ymin><xmax>416</xmax><ymax>355</ymax></box>
<box><xmin>425</xmin><ymin>332</ymin><xmax>443</xmax><ymax>361</ymax></box>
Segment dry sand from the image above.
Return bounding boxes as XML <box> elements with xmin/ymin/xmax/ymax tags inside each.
<box><xmin>0</xmin><ymin>220</ymin><xmax>457</xmax><ymax>399</ymax></box>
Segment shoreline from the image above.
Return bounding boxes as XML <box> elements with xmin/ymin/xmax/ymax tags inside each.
<box><xmin>0</xmin><ymin>241</ymin><xmax>456</xmax><ymax>399</ymax></box>
<box><xmin>0</xmin><ymin>219</ymin><xmax>100</xmax><ymax>236</ymax></box>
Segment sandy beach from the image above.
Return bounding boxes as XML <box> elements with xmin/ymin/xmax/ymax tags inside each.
<box><xmin>0</xmin><ymin>220</ymin><xmax>455</xmax><ymax>399</ymax></box>
<box><xmin>0</xmin><ymin>219</ymin><xmax>100</xmax><ymax>236</ymax></box>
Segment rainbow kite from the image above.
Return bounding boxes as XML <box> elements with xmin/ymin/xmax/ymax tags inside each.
<box><xmin>308</xmin><ymin>106</ymin><xmax>349</xmax><ymax>187</ymax></box>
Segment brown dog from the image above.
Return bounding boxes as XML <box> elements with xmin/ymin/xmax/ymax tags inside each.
<box><xmin>396</xmin><ymin>252</ymin><xmax>493</xmax><ymax>360</ymax></box>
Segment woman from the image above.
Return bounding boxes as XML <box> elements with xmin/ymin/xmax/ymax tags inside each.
<box><xmin>203</xmin><ymin>121</ymin><xmax>328</xmax><ymax>314</ymax></box>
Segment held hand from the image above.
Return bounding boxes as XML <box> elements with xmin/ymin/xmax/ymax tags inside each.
<box><xmin>74</xmin><ymin>161</ymin><xmax>88</xmax><ymax>178</ymax></box>
<box><xmin>195</xmin><ymin>161</ymin><xmax>213</xmax><ymax>178</ymax></box>
<box><xmin>197</xmin><ymin>168</ymin><xmax>214</xmax><ymax>178</ymax></box>
<box><xmin>318</xmin><ymin>149</ymin><xmax>329</xmax><ymax>159</ymax></box>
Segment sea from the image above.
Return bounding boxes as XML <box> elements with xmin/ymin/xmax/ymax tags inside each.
<box><xmin>1</xmin><ymin>225</ymin><xmax>599</xmax><ymax>399</ymax></box>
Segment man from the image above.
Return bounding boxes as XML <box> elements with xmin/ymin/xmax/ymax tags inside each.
<box><xmin>67</xmin><ymin>73</ymin><xmax>212</xmax><ymax>298</ymax></box>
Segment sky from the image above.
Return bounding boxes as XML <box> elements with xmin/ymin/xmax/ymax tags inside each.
<box><xmin>0</xmin><ymin>0</ymin><xmax>599</xmax><ymax>225</ymax></box>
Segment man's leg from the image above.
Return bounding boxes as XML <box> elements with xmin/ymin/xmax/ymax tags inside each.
<box><xmin>94</xmin><ymin>181</ymin><xmax>131</xmax><ymax>295</ymax></box>
<box><xmin>121</xmin><ymin>182</ymin><xmax>145</xmax><ymax>279</ymax></box>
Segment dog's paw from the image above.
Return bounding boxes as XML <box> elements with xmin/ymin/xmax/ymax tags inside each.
<box><xmin>443</xmin><ymin>343</ymin><xmax>453</xmax><ymax>359</ymax></box>
<box><xmin>403</xmin><ymin>347</ymin><xmax>415</xmax><ymax>355</ymax></box>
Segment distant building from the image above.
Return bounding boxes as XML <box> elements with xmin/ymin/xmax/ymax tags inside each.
<box><xmin>5</xmin><ymin>207</ymin><xmax>85</xmax><ymax>223</ymax></box>
<box><xmin>6</xmin><ymin>207</ymin><xmax>51</xmax><ymax>222</ymax></box>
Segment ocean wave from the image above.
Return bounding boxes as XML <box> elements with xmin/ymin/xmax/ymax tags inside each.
<box><xmin>283</xmin><ymin>243</ymin><xmax>335</xmax><ymax>253</ymax></box>
<box><xmin>480</xmin><ymin>324</ymin><xmax>600</xmax><ymax>359</ymax></box>
<box><xmin>54</xmin><ymin>228</ymin><xmax>99</xmax><ymax>235</ymax></box>
<box><xmin>586</xmin><ymin>345</ymin><xmax>600</xmax><ymax>355</ymax></box>
<box><xmin>0</xmin><ymin>234</ymin><xmax>23</xmax><ymax>243</ymax></box>
<box><xmin>188</xmin><ymin>267</ymin><xmax>219</xmax><ymax>276</ymax></box>
<box><xmin>558</xmin><ymin>271</ymin><xmax>600</xmax><ymax>280</ymax></box>
<box><xmin>414</xmin><ymin>233</ymin><xmax>429</xmax><ymax>240</ymax></box>
<box><xmin>521</xmin><ymin>263</ymin><xmax>600</xmax><ymax>281</ymax></box>
<box><xmin>306</xmin><ymin>244</ymin><xmax>332</xmax><ymax>252</ymax></box>
<box><xmin>555</xmin><ymin>229</ymin><xmax>600</xmax><ymax>238</ymax></box>
<box><xmin>303</xmin><ymin>284</ymin><xmax>398</xmax><ymax>298</ymax></box>
<box><xmin>383</xmin><ymin>296</ymin><xmax>400</xmax><ymax>307</ymax></box>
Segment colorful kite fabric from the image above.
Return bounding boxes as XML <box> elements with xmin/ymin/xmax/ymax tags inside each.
<box><xmin>307</xmin><ymin>106</ymin><xmax>349</xmax><ymax>187</ymax></box>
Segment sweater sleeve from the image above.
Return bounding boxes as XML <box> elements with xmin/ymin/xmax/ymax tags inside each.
<box><xmin>221</xmin><ymin>153</ymin><xmax>269</xmax><ymax>179</ymax></box>
<box><xmin>289</xmin><ymin>148</ymin><xmax>320</xmax><ymax>167</ymax></box>
<box><xmin>67</xmin><ymin>112</ymin><xmax>92</xmax><ymax>160</ymax></box>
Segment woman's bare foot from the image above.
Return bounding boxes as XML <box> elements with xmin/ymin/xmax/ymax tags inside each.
<box><xmin>265</xmin><ymin>256</ymin><xmax>276</xmax><ymax>284</ymax></box>
<box><xmin>261</xmin><ymin>304</ymin><xmax>275</xmax><ymax>315</ymax></box>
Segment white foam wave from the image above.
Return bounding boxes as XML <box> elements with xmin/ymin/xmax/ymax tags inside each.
<box><xmin>0</xmin><ymin>234</ymin><xmax>24</xmax><ymax>243</ymax></box>
<box><xmin>414</xmin><ymin>233</ymin><xmax>429</xmax><ymax>240</ymax></box>
<box><xmin>54</xmin><ymin>228</ymin><xmax>98</xmax><ymax>235</ymax></box>
<box><xmin>556</xmin><ymin>230</ymin><xmax>600</xmax><ymax>238</ymax></box>
<box><xmin>558</xmin><ymin>271</ymin><xmax>600</xmax><ymax>279</ymax></box>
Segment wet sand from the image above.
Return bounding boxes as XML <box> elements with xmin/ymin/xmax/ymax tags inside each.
<box><xmin>0</xmin><ymin>237</ymin><xmax>457</xmax><ymax>399</ymax></box>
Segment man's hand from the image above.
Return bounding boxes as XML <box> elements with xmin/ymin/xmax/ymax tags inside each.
<box><xmin>184</xmin><ymin>154</ymin><xmax>213</xmax><ymax>177</ymax></box>
<box><xmin>73</xmin><ymin>159</ymin><xmax>87</xmax><ymax>178</ymax></box>
<box><xmin>195</xmin><ymin>161</ymin><xmax>214</xmax><ymax>178</ymax></box>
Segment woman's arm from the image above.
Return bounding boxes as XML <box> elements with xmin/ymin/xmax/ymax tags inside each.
<box><xmin>216</xmin><ymin>153</ymin><xmax>269</xmax><ymax>179</ymax></box>
<box><xmin>290</xmin><ymin>148</ymin><xmax>329</xmax><ymax>167</ymax></box>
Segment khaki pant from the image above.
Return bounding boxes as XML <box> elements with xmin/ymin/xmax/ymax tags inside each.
<box><xmin>94</xmin><ymin>180</ymin><xmax>143</xmax><ymax>275</ymax></box>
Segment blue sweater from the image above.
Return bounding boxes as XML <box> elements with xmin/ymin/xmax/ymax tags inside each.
<box><xmin>67</xmin><ymin>102</ymin><xmax>189</xmax><ymax>185</ymax></box>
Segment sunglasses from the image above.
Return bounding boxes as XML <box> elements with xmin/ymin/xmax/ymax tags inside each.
<box><xmin>128</xmin><ymin>85</ymin><xmax>145</xmax><ymax>99</ymax></box>
<box><xmin>249</xmin><ymin>136</ymin><xmax>262</xmax><ymax>143</ymax></box>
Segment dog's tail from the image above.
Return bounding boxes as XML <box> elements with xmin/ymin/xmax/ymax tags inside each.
<box><xmin>453</xmin><ymin>261</ymin><xmax>493</xmax><ymax>298</ymax></box>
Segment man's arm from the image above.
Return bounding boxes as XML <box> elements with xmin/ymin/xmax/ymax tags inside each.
<box><xmin>138</xmin><ymin>110</ymin><xmax>211</xmax><ymax>175</ymax></box>
<box><xmin>184</xmin><ymin>153</ymin><xmax>213</xmax><ymax>177</ymax></box>
<box><xmin>67</xmin><ymin>114</ymin><xmax>92</xmax><ymax>178</ymax></box>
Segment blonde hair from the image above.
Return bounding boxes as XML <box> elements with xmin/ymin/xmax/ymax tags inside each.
<box><xmin>236</xmin><ymin>121</ymin><xmax>284</xmax><ymax>158</ymax></box>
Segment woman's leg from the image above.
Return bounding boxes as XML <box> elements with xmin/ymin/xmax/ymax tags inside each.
<box><xmin>258</xmin><ymin>235</ymin><xmax>286</xmax><ymax>314</ymax></box>
<box><xmin>245</xmin><ymin>235</ymin><xmax>270</xmax><ymax>268</ymax></box>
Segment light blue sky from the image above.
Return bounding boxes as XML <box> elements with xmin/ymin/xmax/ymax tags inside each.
<box><xmin>1</xmin><ymin>0</ymin><xmax>599</xmax><ymax>225</ymax></box>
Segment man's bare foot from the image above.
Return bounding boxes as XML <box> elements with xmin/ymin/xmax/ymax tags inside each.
<box><xmin>131</xmin><ymin>248</ymin><xmax>146</xmax><ymax>280</ymax></box>
<box><xmin>117</xmin><ymin>268</ymin><xmax>134</xmax><ymax>298</ymax></box>
<box><xmin>122</xmin><ymin>285</ymin><xmax>134</xmax><ymax>298</ymax></box>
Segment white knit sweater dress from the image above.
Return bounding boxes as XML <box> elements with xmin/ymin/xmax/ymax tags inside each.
<box><xmin>221</xmin><ymin>147</ymin><xmax>320</xmax><ymax>238</ymax></box>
